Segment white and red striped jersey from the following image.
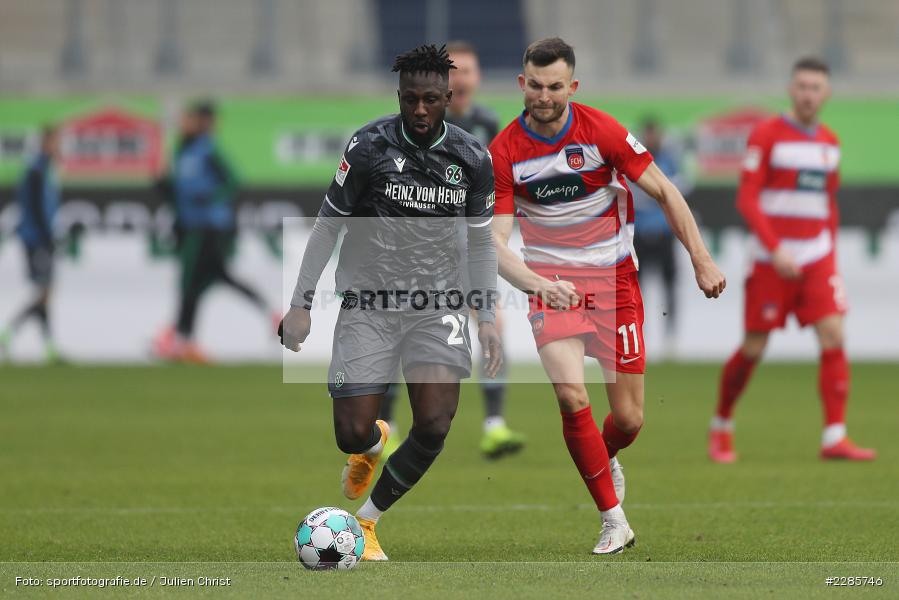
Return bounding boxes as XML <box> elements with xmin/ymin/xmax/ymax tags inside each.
<box><xmin>737</xmin><ymin>115</ymin><xmax>841</xmax><ymax>267</ymax></box>
<box><xmin>490</xmin><ymin>102</ymin><xmax>653</xmax><ymax>275</ymax></box>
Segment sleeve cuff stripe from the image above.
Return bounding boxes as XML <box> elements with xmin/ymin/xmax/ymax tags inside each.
<box><xmin>324</xmin><ymin>194</ymin><xmax>352</xmax><ymax>216</ymax></box>
<box><xmin>468</xmin><ymin>216</ymin><xmax>494</xmax><ymax>228</ymax></box>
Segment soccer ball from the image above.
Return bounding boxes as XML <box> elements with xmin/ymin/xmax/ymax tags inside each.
<box><xmin>294</xmin><ymin>507</ymin><xmax>364</xmax><ymax>570</ymax></box>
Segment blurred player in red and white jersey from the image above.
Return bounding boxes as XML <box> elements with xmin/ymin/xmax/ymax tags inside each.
<box><xmin>709</xmin><ymin>58</ymin><xmax>876</xmax><ymax>463</ymax></box>
<box><xmin>491</xmin><ymin>38</ymin><xmax>725</xmax><ymax>555</ymax></box>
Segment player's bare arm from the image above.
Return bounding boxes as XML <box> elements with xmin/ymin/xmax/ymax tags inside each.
<box><xmin>634</xmin><ymin>162</ymin><xmax>726</xmax><ymax>298</ymax></box>
<box><xmin>491</xmin><ymin>213</ymin><xmax>580</xmax><ymax>309</ymax></box>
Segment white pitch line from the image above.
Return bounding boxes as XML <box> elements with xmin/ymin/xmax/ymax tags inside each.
<box><xmin>0</xmin><ymin>500</ymin><xmax>896</xmax><ymax>516</ymax></box>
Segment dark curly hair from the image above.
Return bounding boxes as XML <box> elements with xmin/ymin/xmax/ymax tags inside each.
<box><xmin>392</xmin><ymin>44</ymin><xmax>456</xmax><ymax>79</ymax></box>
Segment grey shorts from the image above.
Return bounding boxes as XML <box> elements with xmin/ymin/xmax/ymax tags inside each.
<box><xmin>327</xmin><ymin>307</ymin><xmax>472</xmax><ymax>398</ymax></box>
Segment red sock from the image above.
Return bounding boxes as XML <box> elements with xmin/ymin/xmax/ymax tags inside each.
<box><xmin>819</xmin><ymin>348</ymin><xmax>848</xmax><ymax>426</ymax></box>
<box><xmin>561</xmin><ymin>406</ymin><xmax>618</xmax><ymax>511</ymax></box>
<box><xmin>716</xmin><ymin>350</ymin><xmax>758</xmax><ymax>420</ymax></box>
<box><xmin>602</xmin><ymin>413</ymin><xmax>641</xmax><ymax>459</ymax></box>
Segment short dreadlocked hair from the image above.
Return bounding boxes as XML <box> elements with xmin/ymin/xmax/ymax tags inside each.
<box><xmin>392</xmin><ymin>44</ymin><xmax>456</xmax><ymax>79</ymax></box>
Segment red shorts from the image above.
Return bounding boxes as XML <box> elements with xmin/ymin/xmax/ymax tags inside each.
<box><xmin>744</xmin><ymin>254</ymin><xmax>847</xmax><ymax>331</ymax></box>
<box><xmin>526</xmin><ymin>268</ymin><xmax>645</xmax><ymax>374</ymax></box>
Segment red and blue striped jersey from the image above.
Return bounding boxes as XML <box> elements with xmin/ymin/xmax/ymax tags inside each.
<box><xmin>737</xmin><ymin>115</ymin><xmax>841</xmax><ymax>267</ymax></box>
<box><xmin>490</xmin><ymin>102</ymin><xmax>653</xmax><ymax>274</ymax></box>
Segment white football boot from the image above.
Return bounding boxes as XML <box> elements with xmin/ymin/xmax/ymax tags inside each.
<box><xmin>609</xmin><ymin>457</ymin><xmax>625</xmax><ymax>503</ymax></box>
<box><xmin>592</xmin><ymin>519</ymin><xmax>636</xmax><ymax>555</ymax></box>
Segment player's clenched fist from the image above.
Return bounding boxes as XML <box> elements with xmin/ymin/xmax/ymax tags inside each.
<box><xmin>279</xmin><ymin>306</ymin><xmax>312</xmax><ymax>352</ymax></box>
<box><xmin>771</xmin><ymin>247</ymin><xmax>801</xmax><ymax>280</ymax></box>
<box><xmin>537</xmin><ymin>278</ymin><xmax>580</xmax><ymax>310</ymax></box>
<box><xmin>693</xmin><ymin>257</ymin><xmax>727</xmax><ymax>299</ymax></box>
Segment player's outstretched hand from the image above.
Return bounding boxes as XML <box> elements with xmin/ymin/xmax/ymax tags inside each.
<box><xmin>694</xmin><ymin>257</ymin><xmax>727</xmax><ymax>298</ymax></box>
<box><xmin>772</xmin><ymin>247</ymin><xmax>801</xmax><ymax>280</ymax></box>
<box><xmin>279</xmin><ymin>306</ymin><xmax>312</xmax><ymax>352</ymax></box>
<box><xmin>538</xmin><ymin>278</ymin><xmax>580</xmax><ymax>310</ymax></box>
<box><xmin>478</xmin><ymin>321</ymin><xmax>503</xmax><ymax>378</ymax></box>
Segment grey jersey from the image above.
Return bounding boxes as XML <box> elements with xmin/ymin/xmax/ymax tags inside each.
<box><xmin>446</xmin><ymin>104</ymin><xmax>500</xmax><ymax>287</ymax></box>
<box><xmin>320</xmin><ymin>114</ymin><xmax>495</xmax><ymax>304</ymax></box>
<box><xmin>446</xmin><ymin>104</ymin><xmax>500</xmax><ymax>147</ymax></box>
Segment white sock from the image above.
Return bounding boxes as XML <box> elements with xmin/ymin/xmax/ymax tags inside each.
<box><xmin>364</xmin><ymin>438</ymin><xmax>383</xmax><ymax>457</ymax></box>
<box><xmin>822</xmin><ymin>423</ymin><xmax>847</xmax><ymax>448</ymax></box>
<box><xmin>362</xmin><ymin>423</ymin><xmax>385</xmax><ymax>457</ymax></box>
<box><xmin>484</xmin><ymin>416</ymin><xmax>506</xmax><ymax>433</ymax></box>
<box><xmin>356</xmin><ymin>498</ymin><xmax>383</xmax><ymax>523</ymax></box>
<box><xmin>601</xmin><ymin>503</ymin><xmax>626</xmax><ymax>524</ymax></box>
<box><xmin>710</xmin><ymin>416</ymin><xmax>734</xmax><ymax>431</ymax></box>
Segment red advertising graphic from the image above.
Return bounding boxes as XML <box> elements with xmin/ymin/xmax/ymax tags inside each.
<box><xmin>60</xmin><ymin>107</ymin><xmax>163</xmax><ymax>179</ymax></box>
<box><xmin>695</xmin><ymin>107</ymin><xmax>772</xmax><ymax>177</ymax></box>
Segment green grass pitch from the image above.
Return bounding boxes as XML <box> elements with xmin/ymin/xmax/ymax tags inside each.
<box><xmin>1</xmin><ymin>363</ymin><xmax>896</xmax><ymax>598</ymax></box>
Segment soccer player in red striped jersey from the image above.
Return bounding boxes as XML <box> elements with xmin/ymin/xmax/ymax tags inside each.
<box><xmin>490</xmin><ymin>38</ymin><xmax>726</xmax><ymax>555</ymax></box>
<box><xmin>709</xmin><ymin>57</ymin><xmax>876</xmax><ymax>463</ymax></box>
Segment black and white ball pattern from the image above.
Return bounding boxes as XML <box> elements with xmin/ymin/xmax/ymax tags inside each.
<box><xmin>294</xmin><ymin>507</ymin><xmax>365</xmax><ymax>570</ymax></box>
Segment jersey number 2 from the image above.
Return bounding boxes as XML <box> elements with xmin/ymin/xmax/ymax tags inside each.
<box><xmin>442</xmin><ymin>314</ymin><xmax>467</xmax><ymax>346</ymax></box>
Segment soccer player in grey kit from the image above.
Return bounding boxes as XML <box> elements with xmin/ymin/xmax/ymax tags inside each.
<box><xmin>377</xmin><ymin>41</ymin><xmax>526</xmax><ymax>459</ymax></box>
<box><xmin>279</xmin><ymin>45</ymin><xmax>502</xmax><ymax>561</ymax></box>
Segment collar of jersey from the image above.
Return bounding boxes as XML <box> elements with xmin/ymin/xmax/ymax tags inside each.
<box><xmin>518</xmin><ymin>105</ymin><xmax>573</xmax><ymax>145</ymax></box>
<box><xmin>400</xmin><ymin>120</ymin><xmax>448</xmax><ymax>149</ymax></box>
<box><xmin>780</xmin><ymin>113</ymin><xmax>819</xmax><ymax>138</ymax></box>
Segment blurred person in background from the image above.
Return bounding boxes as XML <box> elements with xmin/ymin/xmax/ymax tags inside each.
<box><xmin>377</xmin><ymin>41</ymin><xmax>526</xmax><ymax>460</ymax></box>
<box><xmin>709</xmin><ymin>58</ymin><xmax>876</xmax><ymax>463</ymax></box>
<box><xmin>152</xmin><ymin>101</ymin><xmax>278</xmax><ymax>364</ymax></box>
<box><xmin>631</xmin><ymin>117</ymin><xmax>693</xmax><ymax>358</ymax></box>
<box><xmin>444</xmin><ymin>40</ymin><xmax>500</xmax><ymax>146</ymax></box>
<box><xmin>0</xmin><ymin>126</ymin><xmax>64</xmax><ymax>364</ymax></box>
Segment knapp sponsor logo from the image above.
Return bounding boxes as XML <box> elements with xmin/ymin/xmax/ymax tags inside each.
<box><xmin>797</xmin><ymin>169</ymin><xmax>827</xmax><ymax>191</ymax></box>
<box><xmin>526</xmin><ymin>173</ymin><xmax>586</xmax><ymax>205</ymax></box>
